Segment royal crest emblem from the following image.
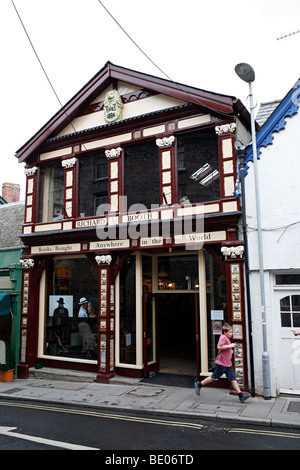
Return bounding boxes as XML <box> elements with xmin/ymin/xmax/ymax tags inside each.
<box><xmin>104</xmin><ymin>90</ymin><xmax>124</xmax><ymax>123</ymax></box>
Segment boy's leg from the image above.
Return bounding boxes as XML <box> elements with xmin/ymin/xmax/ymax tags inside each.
<box><xmin>230</xmin><ymin>377</ymin><xmax>250</xmax><ymax>403</ymax></box>
<box><xmin>201</xmin><ymin>377</ymin><xmax>214</xmax><ymax>386</ymax></box>
<box><xmin>231</xmin><ymin>379</ymin><xmax>241</xmax><ymax>394</ymax></box>
<box><xmin>194</xmin><ymin>376</ymin><xmax>214</xmax><ymax>395</ymax></box>
<box><xmin>194</xmin><ymin>365</ymin><xmax>223</xmax><ymax>396</ymax></box>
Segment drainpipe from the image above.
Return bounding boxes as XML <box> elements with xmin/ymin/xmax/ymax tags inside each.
<box><xmin>236</xmin><ymin>144</ymin><xmax>255</xmax><ymax>397</ymax></box>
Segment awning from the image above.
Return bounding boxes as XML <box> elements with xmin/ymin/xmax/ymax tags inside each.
<box><xmin>0</xmin><ymin>294</ymin><xmax>12</xmax><ymax>317</ymax></box>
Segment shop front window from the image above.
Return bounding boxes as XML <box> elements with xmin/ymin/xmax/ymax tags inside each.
<box><xmin>177</xmin><ymin>129</ymin><xmax>220</xmax><ymax>204</ymax></box>
<box><xmin>44</xmin><ymin>257</ymin><xmax>98</xmax><ymax>360</ymax></box>
<box><xmin>205</xmin><ymin>250</ymin><xmax>227</xmax><ymax>371</ymax></box>
<box><xmin>78</xmin><ymin>151</ymin><xmax>108</xmax><ymax>218</ymax></box>
<box><xmin>38</xmin><ymin>161</ymin><xmax>64</xmax><ymax>222</ymax></box>
<box><xmin>119</xmin><ymin>255</ymin><xmax>136</xmax><ymax>364</ymax></box>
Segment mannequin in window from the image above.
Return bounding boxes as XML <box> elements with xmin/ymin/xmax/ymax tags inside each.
<box><xmin>53</xmin><ymin>298</ymin><xmax>69</xmax><ymax>318</ymax></box>
<box><xmin>78</xmin><ymin>298</ymin><xmax>88</xmax><ymax>318</ymax></box>
<box><xmin>87</xmin><ymin>301</ymin><xmax>97</xmax><ymax>333</ymax></box>
<box><xmin>78</xmin><ymin>297</ymin><xmax>96</xmax><ymax>353</ymax></box>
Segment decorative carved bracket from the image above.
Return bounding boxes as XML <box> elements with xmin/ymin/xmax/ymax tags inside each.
<box><xmin>221</xmin><ymin>245</ymin><xmax>244</xmax><ymax>259</ymax></box>
<box><xmin>20</xmin><ymin>258</ymin><xmax>35</xmax><ymax>269</ymax></box>
<box><xmin>95</xmin><ymin>255</ymin><xmax>112</xmax><ymax>265</ymax></box>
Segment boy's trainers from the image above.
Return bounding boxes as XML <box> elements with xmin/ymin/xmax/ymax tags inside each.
<box><xmin>239</xmin><ymin>394</ymin><xmax>250</xmax><ymax>403</ymax></box>
<box><xmin>194</xmin><ymin>380</ymin><xmax>201</xmax><ymax>396</ymax></box>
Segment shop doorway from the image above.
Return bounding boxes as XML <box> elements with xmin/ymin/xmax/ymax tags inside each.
<box><xmin>143</xmin><ymin>293</ymin><xmax>199</xmax><ymax>378</ymax></box>
<box><xmin>0</xmin><ymin>293</ymin><xmax>12</xmax><ymax>344</ymax></box>
<box><xmin>158</xmin><ymin>293</ymin><xmax>198</xmax><ymax>376</ymax></box>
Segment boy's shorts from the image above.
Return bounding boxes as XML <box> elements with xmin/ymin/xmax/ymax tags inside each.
<box><xmin>211</xmin><ymin>364</ymin><xmax>236</xmax><ymax>381</ymax></box>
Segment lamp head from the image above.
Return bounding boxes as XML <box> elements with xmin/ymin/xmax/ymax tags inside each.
<box><xmin>235</xmin><ymin>63</ymin><xmax>255</xmax><ymax>83</ymax></box>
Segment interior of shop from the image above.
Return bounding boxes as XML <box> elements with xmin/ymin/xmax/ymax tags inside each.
<box><xmin>157</xmin><ymin>293</ymin><xmax>197</xmax><ymax>377</ymax></box>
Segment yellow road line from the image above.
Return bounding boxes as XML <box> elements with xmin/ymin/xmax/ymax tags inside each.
<box><xmin>1</xmin><ymin>401</ymin><xmax>299</xmax><ymax>439</ymax></box>
<box><xmin>0</xmin><ymin>401</ymin><xmax>204</xmax><ymax>430</ymax></box>
<box><xmin>229</xmin><ymin>428</ymin><xmax>300</xmax><ymax>439</ymax></box>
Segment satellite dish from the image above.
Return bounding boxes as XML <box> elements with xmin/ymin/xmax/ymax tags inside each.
<box><xmin>235</xmin><ymin>63</ymin><xmax>255</xmax><ymax>83</ymax></box>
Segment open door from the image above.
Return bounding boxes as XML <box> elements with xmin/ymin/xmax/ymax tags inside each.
<box><xmin>143</xmin><ymin>293</ymin><xmax>158</xmax><ymax>377</ymax></box>
<box><xmin>194</xmin><ymin>292</ymin><xmax>200</xmax><ymax>381</ymax></box>
<box><xmin>143</xmin><ymin>292</ymin><xmax>200</xmax><ymax>379</ymax></box>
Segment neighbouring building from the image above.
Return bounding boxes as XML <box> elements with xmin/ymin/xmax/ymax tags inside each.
<box><xmin>244</xmin><ymin>79</ymin><xmax>300</xmax><ymax>396</ymax></box>
<box><xmin>0</xmin><ymin>183</ymin><xmax>24</xmax><ymax>372</ymax></box>
<box><xmin>15</xmin><ymin>62</ymin><xmax>254</xmax><ymax>387</ymax></box>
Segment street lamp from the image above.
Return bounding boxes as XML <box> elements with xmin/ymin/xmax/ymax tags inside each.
<box><xmin>235</xmin><ymin>63</ymin><xmax>271</xmax><ymax>400</ymax></box>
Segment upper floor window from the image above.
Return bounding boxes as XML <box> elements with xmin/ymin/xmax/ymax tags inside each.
<box><xmin>124</xmin><ymin>141</ymin><xmax>159</xmax><ymax>211</ymax></box>
<box><xmin>78</xmin><ymin>151</ymin><xmax>108</xmax><ymax>218</ymax></box>
<box><xmin>177</xmin><ymin>129</ymin><xmax>220</xmax><ymax>204</ymax></box>
<box><xmin>38</xmin><ymin>161</ymin><xmax>64</xmax><ymax>222</ymax></box>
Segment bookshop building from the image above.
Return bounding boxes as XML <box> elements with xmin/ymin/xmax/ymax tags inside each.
<box><xmin>16</xmin><ymin>62</ymin><xmax>252</xmax><ymax>389</ymax></box>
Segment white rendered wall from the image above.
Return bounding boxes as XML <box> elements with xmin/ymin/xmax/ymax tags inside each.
<box><xmin>245</xmin><ymin>110</ymin><xmax>300</xmax><ymax>396</ymax></box>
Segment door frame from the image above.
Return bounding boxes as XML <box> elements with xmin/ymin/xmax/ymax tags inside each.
<box><xmin>274</xmin><ymin>288</ymin><xmax>300</xmax><ymax>393</ymax></box>
<box><xmin>143</xmin><ymin>293</ymin><xmax>158</xmax><ymax>377</ymax></box>
<box><xmin>143</xmin><ymin>292</ymin><xmax>200</xmax><ymax>378</ymax></box>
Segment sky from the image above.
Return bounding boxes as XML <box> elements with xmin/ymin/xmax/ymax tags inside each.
<box><xmin>1</xmin><ymin>0</ymin><xmax>300</xmax><ymax>200</ymax></box>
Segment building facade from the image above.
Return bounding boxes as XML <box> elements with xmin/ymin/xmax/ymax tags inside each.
<box><xmin>244</xmin><ymin>79</ymin><xmax>300</xmax><ymax>396</ymax></box>
<box><xmin>0</xmin><ymin>199</ymin><xmax>25</xmax><ymax>371</ymax></box>
<box><xmin>15</xmin><ymin>62</ymin><xmax>252</xmax><ymax>387</ymax></box>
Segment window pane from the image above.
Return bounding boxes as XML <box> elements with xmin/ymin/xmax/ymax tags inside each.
<box><xmin>293</xmin><ymin>312</ymin><xmax>300</xmax><ymax>328</ymax></box>
<box><xmin>142</xmin><ymin>256</ymin><xmax>152</xmax><ymax>293</ymax></box>
<box><xmin>276</xmin><ymin>274</ymin><xmax>300</xmax><ymax>285</ymax></box>
<box><xmin>177</xmin><ymin>130</ymin><xmax>220</xmax><ymax>204</ymax></box>
<box><xmin>78</xmin><ymin>152</ymin><xmax>108</xmax><ymax>217</ymax></box>
<box><xmin>45</xmin><ymin>257</ymin><xmax>98</xmax><ymax>360</ymax></box>
<box><xmin>119</xmin><ymin>256</ymin><xmax>136</xmax><ymax>364</ymax></box>
<box><xmin>281</xmin><ymin>312</ymin><xmax>291</xmax><ymax>327</ymax></box>
<box><xmin>292</xmin><ymin>295</ymin><xmax>300</xmax><ymax>312</ymax></box>
<box><xmin>38</xmin><ymin>162</ymin><xmax>64</xmax><ymax>222</ymax></box>
<box><xmin>280</xmin><ymin>296</ymin><xmax>291</xmax><ymax>312</ymax></box>
<box><xmin>96</xmin><ymin>154</ymin><xmax>108</xmax><ymax>179</ymax></box>
<box><xmin>124</xmin><ymin>141</ymin><xmax>159</xmax><ymax>210</ymax></box>
<box><xmin>158</xmin><ymin>255</ymin><xmax>198</xmax><ymax>290</ymax></box>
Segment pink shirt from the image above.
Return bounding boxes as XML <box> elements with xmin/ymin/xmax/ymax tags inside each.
<box><xmin>215</xmin><ymin>334</ymin><xmax>233</xmax><ymax>367</ymax></box>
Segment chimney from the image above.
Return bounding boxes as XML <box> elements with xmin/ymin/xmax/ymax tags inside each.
<box><xmin>2</xmin><ymin>183</ymin><xmax>20</xmax><ymax>203</ymax></box>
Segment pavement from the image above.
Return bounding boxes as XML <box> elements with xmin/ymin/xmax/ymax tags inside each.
<box><xmin>0</xmin><ymin>367</ymin><xmax>299</xmax><ymax>429</ymax></box>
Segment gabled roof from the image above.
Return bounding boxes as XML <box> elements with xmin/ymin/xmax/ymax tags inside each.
<box><xmin>0</xmin><ymin>201</ymin><xmax>25</xmax><ymax>248</ymax></box>
<box><xmin>15</xmin><ymin>61</ymin><xmax>250</xmax><ymax>163</ymax></box>
<box><xmin>245</xmin><ymin>78</ymin><xmax>300</xmax><ymax>175</ymax></box>
<box><xmin>255</xmin><ymin>99</ymin><xmax>281</xmax><ymax>126</ymax></box>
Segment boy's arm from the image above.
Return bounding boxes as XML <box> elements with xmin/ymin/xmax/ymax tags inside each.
<box><xmin>218</xmin><ymin>342</ymin><xmax>235</xmax><ymax>350</ymax></box>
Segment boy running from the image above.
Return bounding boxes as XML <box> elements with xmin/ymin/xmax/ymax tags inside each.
<box><xmin>194</xmin><ymin>323</ymin><xmax>250</xmax><ymax>403</ymax></box>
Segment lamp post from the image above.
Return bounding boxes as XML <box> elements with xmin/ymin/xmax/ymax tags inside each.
<box><xmin>234</xmin><ymin>63</ymin><xmax>271</xmax><ymax>399</ymax></box>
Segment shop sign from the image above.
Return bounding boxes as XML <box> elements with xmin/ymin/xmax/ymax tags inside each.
<box><xmin>174</xmin><ymin>231</ymin><xmax>226</xmax><ymax>245</ymax></box>
<box><xmin>90</xmin><ymin>239</ymin><xmax>130</xmax><ymax>250</ymax></box>
<box><xmin>75</xmin><ymin>218</ymin><xmax>107</xmax><ymax>228</ymax></box>
<box><xmin>140</xmin><ymin>237</ymin><xmax>163</xmax><ymax>247</ymax></box>
<box><xmin>122</xmin><ymin>212</ymin><xmax>159</xmax><ymax>223</ymax></box>
<box><xmin>31</xmin><ymin>243</ymin><xmax>81</xmax><ymax>254</ymax></box>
